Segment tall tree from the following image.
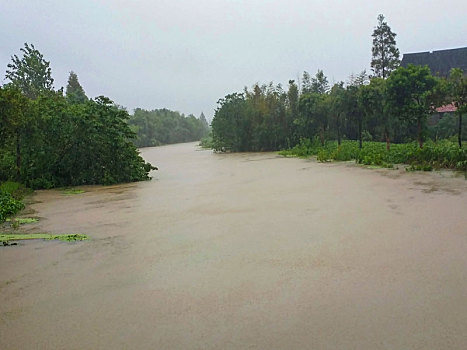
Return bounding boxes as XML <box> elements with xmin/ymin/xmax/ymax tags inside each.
<box><xmin>329</xmin><ymin>82</ymin><xmax>346</xmax><ymax>146</ymax></box>
<box><xmin>371</xmin><ymin>14</ymin><xmax>400</xmax><ymax>79</ymax></box>
<box><xmin>311</xmin><ymin>70</ymin><xmax>329</xmax><ymax>94</ymax></box>
<box><xmin>5</xmin><ymin>43</ymin><xmax>54</xmax><ymax>99</ymax></box>
<box><xmin>447</xmin><ymin>68</ymin><xmax>467</xmax><ymax>148</ymax></box>
<box><xmin>199</xmin><ymin>112</ymin><xmax>208</xmax><ymax>128</ymax></box>
<box><xmin>346</xmin><ymin>71</ymin><xmax>368</xmax><ymax>149</ymax></box>
<box><xmin>386</xmin><ymin>65</ymin><xmax>439</xmax><ymax>148</ymax></box>
<box><xmin>66</xmin><ymin>71</ymin><xmax>87</xmax><ymax>104</ymax></box>
<box><xmin>301</xmin><ymin>71</ymin><xmax>312</xmax><ymax>94</ymax></box>
<box><xmin>0</xmin><ymin>86</ymin><xmax>30</xmax><ymax>179</ymax></box>
<box><xmin>359</xmin><ymin>78</ymin><xmax>392</xmax><ymax>150</ymax></box>
<box><xmin>287</xmin><ymin>80</ymin><xmax>299</xmax><ymax>144</ymax></box>
<box><xmin>298</xmin><ymin>93</ymin><xmax>329</xmax><ymax>146</ymax></box>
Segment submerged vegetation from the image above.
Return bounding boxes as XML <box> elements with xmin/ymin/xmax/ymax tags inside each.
<box><xmin>1</xmin><ymin>233</ymin><xmax>88</xmax><ymax>243</ymax></box>
<box><xmin>62</xmin><ymin>188</ymin><xmax>85</xmax><ymax>195</ymax></box>
<box><xmin>280</xmin><ymin>139</ymin><xmax>467</xmax><ymax>171</ymax></box>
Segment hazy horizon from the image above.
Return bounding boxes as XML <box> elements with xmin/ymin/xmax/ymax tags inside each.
<box><xmin>1</xmin><ymin>0</ymin><xmax>465</xmax><ymax>120</ymax></box>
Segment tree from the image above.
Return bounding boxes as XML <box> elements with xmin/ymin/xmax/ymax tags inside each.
<box><xmin>298</xmin><ymin>92</ymin><xmax>329</xmax><ymax>146</ymax></box>
<box><xmin>5</xmin><ymin>43</ymin><xmax>54</xmax><ymax>99</ymax></box>
<box><xmin>447</xmin><ymin>68</ymin><xmax>467</xmax><ymax>147</ymax></box>
<box><xmin>311</xmin><ymin>70</ymin><xmax>329</xmax><ymax>94</ymax></box>
<box><xmin>328</xmin><ymin>82</ymin><xmax>346</xmax><ymax>146</ymax></box>
<box><xmin>386</xmin><ymin>65</ymin><xmax>440</xmax><ymax>148</ymax></box>
<box><xmin>66</xmin><ymin>71</ymin><xmax>87</xmax><ymax>104</ymax></box>
<box><xmin>301</xmin><ymin>71</ymin><xmax>312</xmax><ymax>94</ymax></box>
<box><xmin>199</xmin><ymin>112</ymin><xmax>209</xmax><ymax>128</ymax></box>
<box><xmin>359</xmin><ymin>78</ymin><xmax>393</xmax><ymax>150</ymax></box>
<box><xmin>0</xmin><ymin>86</ymin><xmax>30</xmax><ymax>179</ymax></box>
<box><xmin>346</xmin><ymin>71</ymin><xmax>368</xmax><ymax>149</ymax></box>
<box><xmin>211</xmin><ymin>93</ymin><xmax>250</xmax><ymax>151</ymax></box>
<box><xmin>371</xmin><ymin>14</ymin><xmax>400</xmax><ymax>79</ymax></box>
<box><xmin>287</xmin><ymin>80</ymin><xmax>299</xmax><ymax>144</ymax></box>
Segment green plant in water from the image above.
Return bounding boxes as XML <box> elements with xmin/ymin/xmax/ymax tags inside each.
<box><xmin>6</xmin><ymin>217</ymin><xmax>39</xmax><ymax>224</ymax></box>
<box><xmin>0</xmin><ymin>233</ymin><xmax>88</xmax><ymax>243</ymax></box>
<box><xmin>63</xmin><ymin>188</ymin><xmax>85</xmax><ymax>195</ymax></box>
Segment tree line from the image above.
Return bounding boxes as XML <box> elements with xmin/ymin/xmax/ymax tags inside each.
<box><xmin>211</xmin><ymin>15</ymin><xmax>466</xmax><ymax>153</ymax></box>
<box><xmin>128</xmin><ymin>109</ymin><xmax>209</xmax><ymax>148</ymax></box>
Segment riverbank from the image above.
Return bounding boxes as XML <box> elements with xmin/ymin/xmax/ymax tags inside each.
<box><xmin>1</xmin><ymin>142</ymin><xmax>466</xmax><ymax>349</ymax></box>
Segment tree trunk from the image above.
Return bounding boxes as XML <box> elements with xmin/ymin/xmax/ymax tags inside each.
<box><xmin>16</xmin><ymin>132</ymin><xmax>21</xmax><ymax>180</ymax></box>
<box><xmin>320</xmin><ymin>127</ymin><xmax>324</xmax><ymax>146</ymax></box>
<box><xmin>459</xmin><ymin>112</ymin><xmax>463</xmax><ymax>148</ymax></box>
<box><xmin>358</xmin><ymin>119</ymin><xmax>362</xmax><ymax>149</ymax></box>
<box><xmin>337</xmin><ymin>117</ymin><xmax>341</xmax><ymax>146</ymax></box>
<box><xmin>417</xmin><ymin>118</ymin><xmax>423</xmax><ymax>149</ymax></box>
<box><xmin>385</xmin><ymin>129</ymin><xmax>391</xmax><ymax>151</ymax></box>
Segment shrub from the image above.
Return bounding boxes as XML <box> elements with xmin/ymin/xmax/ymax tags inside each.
<box><xmin>281</xmin><ymin>139</ymin><xmax>467</xmax><ymax>171</ymax></box>
<box><xmin>0</xmin><ymin>189</ymin><xmax>24</xmax><ymax>223</ymax></box>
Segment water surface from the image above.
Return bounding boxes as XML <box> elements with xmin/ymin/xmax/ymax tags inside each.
<box><xmin>1</xmin><ymin>142</ymin><xmax>467</xmax><ymax>349</ymax></box>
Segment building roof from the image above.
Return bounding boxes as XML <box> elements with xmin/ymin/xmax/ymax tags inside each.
<box><xmin>401</xmin><ymin>47</ymin><xmax>467</xmax><ymax>77</ymax></box>
<box><xmin>435</xmin><ymin>103</ymin><xmax>457</xmax><ymax>113</ymax></box>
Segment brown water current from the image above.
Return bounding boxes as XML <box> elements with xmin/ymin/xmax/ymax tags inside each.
<box><xmin>1</xmin><ymin>142</ymin><xmax>467</xmax><ymax>349</ymax></box>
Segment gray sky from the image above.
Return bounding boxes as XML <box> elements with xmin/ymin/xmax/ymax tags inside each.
<box><xmin>1</xmin><ymin>0</ymin><xmax>466</xmax><ymax>120</ymax></box>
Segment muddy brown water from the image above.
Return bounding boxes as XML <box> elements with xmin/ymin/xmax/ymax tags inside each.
<box><xmin>1</xmin><ymin>142</ymin><xmax>467</xmax><ymax>349</ymax></box>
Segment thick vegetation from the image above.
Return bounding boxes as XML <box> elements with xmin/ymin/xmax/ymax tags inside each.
<box><xmin>1</xmin><ymin>44</ymin><xmax>156</xmax><ymax>192</ymax></box>
<box><xmin>211</xmin><ymin>15</ymin><xmax>466</xmax><ymax>169</ymax></box>
<box><xmin>280</xmin><ymin>139</ymin><xmax>467</xmax><ymax>171</ymax></box>
<box><xmin>128</xmin><ymin>109</ymin><xmax>209</xmax><ymax>147</ymax></box>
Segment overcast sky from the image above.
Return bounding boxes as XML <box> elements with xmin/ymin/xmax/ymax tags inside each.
<box><xmin>1</xmin><ymin>0</ymin><xmax>466</xmax><ymax>120</ymax></box>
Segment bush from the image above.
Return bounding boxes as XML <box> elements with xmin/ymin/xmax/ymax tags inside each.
<box><xmin>281</xmin><ymin>139</ymin><xmax>467</xmax><ymax>171</ymax></box>
<box><xmin>0</xmin><ymin>189</ymin><xmax>24</xmax><ymax>223</ymax></box>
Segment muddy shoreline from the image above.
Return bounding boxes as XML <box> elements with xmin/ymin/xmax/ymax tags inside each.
<box><xmin>1</xmin><ymin>142</ymin><xmax>466</xmax><ymax>349</ymax></box>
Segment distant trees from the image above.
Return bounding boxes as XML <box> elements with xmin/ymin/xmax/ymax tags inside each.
<box><xmin>5</xmin><ymin>43</ymin><xmax>54</xmax><ymax>99</ymax></box>
<box><xmin>128</xmin><ymin>109</ymin><xmax>210</xmax><ymax>147</ymax></box>
<box><xmin>371</xmin><ymin>14</ymin><xmax>400</xmax><ymax>79</ymax></box>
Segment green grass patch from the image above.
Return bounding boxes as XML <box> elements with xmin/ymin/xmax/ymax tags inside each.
<box><xmin>280</xmin><ymin>139</ymin><xmax>467</xmax><ymax>171</ymax></box>
<box><xmin>63</xmin><ymin>188</ymin><xmax>85</xmax><ymax>195</ymax></box>
<box><xmin>6</xmin><ymin>217</ymin><xmax>39</xmax><ymax>224</ymax></box>
<box><xmin>0</xmin><ymin>233</ymin><xmax>88</xmax><ymax>243</ymax></box>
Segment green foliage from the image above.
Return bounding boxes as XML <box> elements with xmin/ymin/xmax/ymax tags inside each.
<box><xmin>199</xmin><ymin>133</ymin><xmax>214</xmax><ymax>149</ymax></box>
<box><xmin>0</xmin><ymin>233</ymin><xmax>88</xmax><ymax>243</ymax></box>
<box><xmin>1</xmin><ymin>44</ymin><xmax>156</xmax><ymax>190</ymax></box>
<box><xmin>0</xmin><ymin>87</ymin><xmax>156</xmax><ymax>189</ymax></box>
<box><xmin>0</xmin><ymin>189</ymin><xmax>24</xmax><ymax>223</ymax></box>
<box><xmin>128</xmin><ymin>109</ymin><xmax>209</xmax><ymax>147</ymax></box>
<box><xmin>5</xmin><ymin>43</ymin><xmax>54</xmax><ymax>99</ymax></box>
<box><xmin>280</xmin><ymin>139</ymin><xmax>467</xmax><ymax>171</ymax></box>
<box><xmin>386</xmin><ymin>64</ymin><xmax>441</xmax><ymax>148</ymax></box>
<box><xmin>6</xmin><ymin>217</ymin><xmax>39</xmax><ymax>224</ymax></box>
<box><xmin>447</xmin><ymin>68</ymin><xmax>467</xmax><ymax>147</ymax></box>
<box><xmin>371</xmin><ymin>14</ymin><xmax>400</xmax><ymax>79</ymax></box>
<box><xmin>66</xmin><ymin>71</ymin><xmax>87</xmax><ymax>104</ymax></box>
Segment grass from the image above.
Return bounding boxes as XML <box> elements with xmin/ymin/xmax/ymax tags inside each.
<box><xmin>279</xmin><ymin>139</ymin><xmax>467</xmax><ymax>171</ymax></box>
<box><xmin>0</xmin><ymin>233</ymin><xmax>88</xmax><ymax>243</ymax></box>
<box><xmin>63</xmin><ymin>188</ymin><xmax>85</xmax><ymax>195</ymax></box>
<box><xmin>6</xmin><ymin>217</ymin><xmax>39</xmax><ymax>224</ymax></box>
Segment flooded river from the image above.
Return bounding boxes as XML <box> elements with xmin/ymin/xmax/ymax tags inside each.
<box><xmin>1</xmin><ymin>142</ymin><xmax>467</xmax><ymax>349</ymax></box>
